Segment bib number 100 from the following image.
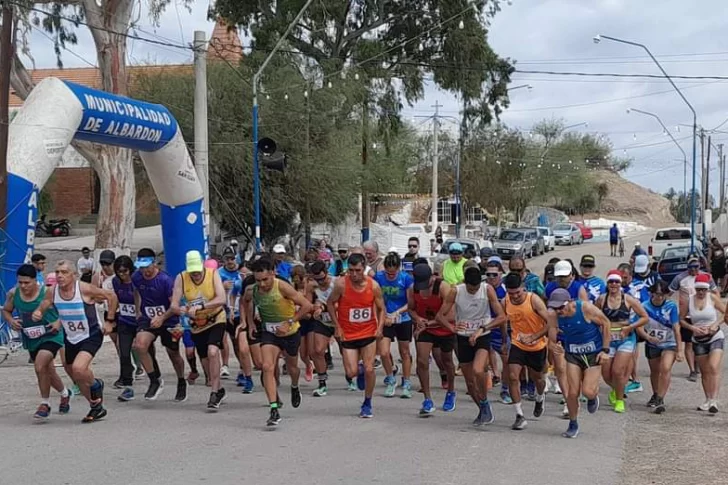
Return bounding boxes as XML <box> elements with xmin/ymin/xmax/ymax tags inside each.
<box><xmin>349</xmin><ymin>307</ymin><xmax>372</xmax><ymax>323</ymax></box>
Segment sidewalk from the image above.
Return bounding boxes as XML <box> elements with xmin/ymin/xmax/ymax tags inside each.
<box><xmin>34</xmin><ymin>225</ymin><xmax>164</xmax><ymax>253</ymax></box>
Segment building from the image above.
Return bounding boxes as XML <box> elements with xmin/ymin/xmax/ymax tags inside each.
<box><xmin>9</xmin><ymin>19</ymin><xmax>243</xmax><ymax>220</ymax></box>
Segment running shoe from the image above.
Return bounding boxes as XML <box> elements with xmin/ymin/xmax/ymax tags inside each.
<box><xmin>552</xmin><ymin>380</ymin><xmax>562</xmax><ymax>395</ymax></box>
<box><xmin>708</xmin><ymin>400</ymin><xmax>719</xmax><ymax>414</ymax></box>
<box><xmin>625</xmin><ymin>380</ymin><xmax>643</xmax><ymax>393</ymax></box>
<box><xmin>71</xmin><ymin>384</ymin><xmax>81</xmax><ymax>396</ymax></box>
<box><xmin>480</xmin><ymin>401</ymin><xmax>495</xmax><ymax>425</ymax></box>
<box><xmin>579</xmin><ymin>395</ymin><xmax>587</xmax><ymax>403</ymax></box>
<box><xmin>118</xmin><ymin>387</ymin><xmax>135</xmax><ymax>402</ymax></box>
<box><xmin>440</xmin><ymin>374</ymin><xmax>448</xmax><ymax>390</ymax></box>
<box><xmin>220</xmin><ymin>365</ymin><xmax>230</xmax><ymax>379</ymax></box>
<box><xmin>347</xmin><ymin>380</ymin><xmax>357</xmax><ymax>392</ymax></box>
<box><xmin>384</xmin><ymin>382</ymin><xmax>396</xmax><ymax>398</ymax></box>
<box><xmin>401</xmin><ymin>380</ymin><xmax>412</xmax><ymax>399</ymax></box>
<box><xmin>687</xmin><ymin>371</ymin><xmax>699</xmax><ymax>382</ymax></box>
<box><xmin>419</xmin><ymin>398</ymin><xmax>435</xmax><ymax>416</ymax></box>
<box><xmin>492</xmin><ymin>375</ymin><xmax>501</xmax><ymax>386</ymax></box>
<box><xmin>291</xmin><ymin>386</ymin><xmax>302</xmax><ymax>408</ymax></box>
<box><xmin>242</xmin><ymin>377</ymin><xmax>254</xmax><ymax>394</ymax></box>
<box><xmin>267</xmin><ymin>407</ymin><xmax>282</xmax><ymax>426</ymax></box>
<box><xmin>534</xmin><ymin>399</ymin><xmax>544</xmax><ymax>418</ymax></box>
<box><xmin>472</xmin><ymin>408</ymin><xmax>485</xmax><ymax>426</ymax></box>
<box><xmin>359</xmin><ymin>403</ymin><xmax>373</xmax><ymax>418</ymax></box>
<box><xmin>144</xmin><ymin>379</ymin><xmax>164</xmax><ymax>401</ymax></box>
<box><xmin>175</xmin><ymin>379</ymin><xmax>188</xmax><ymax>402</ymax></box>
<box><xmin>82</xmin><ymin>404</ymin><xmax>107</xmax><ymax>423</ymax></box>
<box><xmin>59</xmin><ymin>390</ymin><xmax>71</xmax><ymax>414</ymax></box>
<box><xmin>562</xmin><ymin>403</ymin><xmax>570</xmax><ymax>418</ymax></box>
<box><xmin>698</xmin><ymin>400</ymin><xmax>711</xmax><ymax>411</ymax></box>
<box><xmin>587</xmin><ymin>396</ymin><xmax>599</xmax><ymax>414</ymax></box>
<box><xmin>34</xmin><ymin>403</ymin><xmax>51</xmax><ymax>421</ymax></box>
<box><xmin>654</xmin><ymin>398</ymin><xmax>666</xmax><ymax>414</ymax></box>
<box><xmin>281</xmin><ymin>363</ymin><xmax>288</xmax><ymax>375</ymax></box>
<box><xmin>187</xmin><ymin>371</ymin><xmax>199</xmax><ymax>385</ymax></box>
<box><xmin>304</xmin><ymin>363</ymin><xmax>314</xmax><ymax>382</ymax></box>
<box><xmin>646</xmin><ymin>394</ymin><xmax>659</xmax><ymax>408</ymax></box>
<box><xmin>135</xmin><ymin>366</ymin><xmax>145</xmax><ymax>379</ymax></box>
<box><xmin>608</xmin><ymin>389</ymin><xmax>617</xmax><ymax>406</ymax></box>
<box><xmin>512</xmin><ymin>414</ymin><xmax>527</xmax><ymax>431</ymax></box>
<box><xmin>442</xmin><ymin>391</ymin><xmax>457</xmax><ymax>412</ymax></box>
<box><xmin>614</xmin><ymin>400</ymin><xmax>626</xmax><ymax>414</ymax></box>
<box><xmin>357</xmin><ymin>362</ymin><xmax>366</xmax><ymax>391</ymax></box>
<box><xmin>207</xmin><ymin>390</ymin><xmax>223</xmax><ymax>411</ymax></box>
<box><xmin>312</xmin><ymin>385</ymin><xmax>328</xmax><ymax>397</ymax></box>
<box><xmin>112</xmin><ymin>379</ymin><xmax>125</xmax><ymax>390</ymax></box>
<box><xmin>373</xmin><ymin>358</ymin><xmax>382</xmax><ymax>370</ymax></box>
<box><xmin>500</xmin><ymin>390</ymin><xmax>513</xmax><ymax>404</ymax></box>
<box><xmin>562</xmin><ymin>420</ymin><xmax>579</xmax><ymax>439</ymax></box>
<box><xmin>236</xmin><ymin>374</ymin><xmax>246</xmax><ymax>387</ymax></box>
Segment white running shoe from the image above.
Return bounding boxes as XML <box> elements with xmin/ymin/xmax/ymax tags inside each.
<box><xmin>562</xmin><ymin>403</ymin><xmax>569</xmax><ymax>418</ymax></box>
<box><xmin>220</xmin><ymin>365</ymin><xmax>230</xmax><ymax>379</ymax></box>
<box><xmin>698</xmin><ymin>400</ymin><xmax>711</xmax><ymax>411</ymax></box>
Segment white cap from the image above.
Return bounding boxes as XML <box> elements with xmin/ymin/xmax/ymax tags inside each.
<box><xmin>388</xmin><ymin>246</ymin><xmax>398</xmax><ymax>254</ymax></box>
<box><xmin>272</xmin><ymin>244</ymin><xmax>286</xmax><ymax>254</ymax></box>
<box><xmin>634</xmin><ymin>241</ymin><xmax>641</xmax><ymax>247</ymax></box>
<box><xmin>634</xmin><ymin>254</ymin><xmax>649</xmax><ymax>273</ymax></box>
<box><xmin>230</xmin><ymin>239</ymin><xmax>238</xmax><ymax>245</ymax></box>
<box><xmin>554</xmin><ymin>260</ymin><xmax>572</xmax><ymax>277</ymax></box>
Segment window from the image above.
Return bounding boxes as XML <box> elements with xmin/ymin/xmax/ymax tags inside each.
<box><xmin>437</xmin><ymin>200</ymin><xmax>451</xmax><ymax>224</ymax></box>
<box><xmin>499</xmin><ymin>230</ymin><xmax>525</xmax><ymax>241</ymax></box>
<box><xmin>467</xmin><ymin>206</ymin><xmax>485</xmax><ymax>223</ymax></box>
<box><xmin>655</xmin><ymin>229</ymin><xmax>691</xmax><ymax>240</ymax></box>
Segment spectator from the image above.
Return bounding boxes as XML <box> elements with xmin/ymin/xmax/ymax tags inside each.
<box><xmin>31</xmin><ymin>253</ymin><xmax>47</xmax><ymax>285</ymax></box>
<box><xmin>402</xmin><ymin>237</ymin><xmax>420</xmax><ymax>273</ymax></box>
<box><xmin>77</xmin><ymin>246</ymin><xmax>94</xmax><ymax>283</ymax></box>
<box><xmin>609</xmin><ymin>223</ymin><xmax>620</xmax><ymax>257</ymax></box>
<box><xmin>330</xmin><ymin>243</ymin><xmax>350</xmax><ymax>276</ymax></box>
<box><xmin>272</xmin><ymin>244</ymin><xmax>293</xmax><ymax>281</ymax></box>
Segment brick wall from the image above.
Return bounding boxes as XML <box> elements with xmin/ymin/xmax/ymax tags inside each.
<box><xmin>45</xmin><ymin>167</ymin><xmax>94</xmax><ymax>217</ymax></box>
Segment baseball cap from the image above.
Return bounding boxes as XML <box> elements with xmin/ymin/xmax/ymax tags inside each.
<box><xmin>547</xmin><ymin>288</ymin><xmax>572</xmax><ymax>309</ymax></box>
<box><xmin>222</xmin><ymin>246</ymin><xmax>235</xmax><ymax>258</ymax></box>
<box><xmin>273</xmin><ymin>244</ymin><xmax>286</xmax><ymax>254</ymax></box>
<box><xmin>186</xmin><ymin>250</ymin><xmax>204</xmax><ymax>273</ymax></box>
<box><xmin>580</xmin><ymin>254</ymin><xmax>596</xmax><ymax>267</ymax></box>
<box><xmin>99</xmin><ymin>249</ymin><xmax>116</xmax><ymax>264</ymax></box>
<box><xmin>464</xmin><ymin>266</ymin><xmax>481</xmax><ymax>285</ymax></box>
<box><xmin>449</xmin><ymin>242</ymin><xmax>464</xmax><ymax>254</ymax></box>
<box><xmin>694</xmin><ymin>273</ymin><xmax>711</xmax><ymax>289</ymax></box>
<box><xmin>487</xmin><ymin>255</ymin><xmax>503</xmax><ymax>266</ymax></box>
<box><xmin>606</xmin><ymin>269</ymin><xmax>622</xmax><ymax>283</ymax></box>
<box><xmin>688</xmin><ymin>255</ymin><xmax>700</xmax><ymax>266</ymax></box>
<box><xmin>230</xmin><ymin>239</ymin><xmax>239</xmax><ymax>246</ymax></box>
<box><xmin>337</xmin><ymin>242</ymin><xmax>349</xmax><ymax>251</ymax></box>
<box><xmin>135</xmin><ymin>248</ymin><xmax>156</xmax><ymax>268</ymax></box>
<box><xmin>388</xmin><ymin>246</ymin><xmax>398</xmax><ymax>254</ymax></box>
<box><xmin>554</xmin><ymin>260</ymin><xmax>572</xmax><ymax>277</ymax></box>
<box><xmin>634</xmin><ymin>241</ymin><xmax>641</xmax><ymax>247</ymax></box>
<box><xmin>634</xmin><ymin>254</ymin><xmax>649</xmax><ymax>273</ymax></box>
<box><xmin>479</xmin><ymin>247</ymin><xmax>494</xmax><ymax>258</ymax></box>
<box><xmin>412</xmin><ymin>264</ymin><xmax>433</xmax><ymax>291</ymax></box>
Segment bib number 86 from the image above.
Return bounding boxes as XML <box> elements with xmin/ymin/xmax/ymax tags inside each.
<box><xmin>349</xmin><ymin>307</ymin><xmax>372</xmax><ymax>323</ymax></box>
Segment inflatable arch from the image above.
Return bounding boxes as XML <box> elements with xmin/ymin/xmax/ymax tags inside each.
<box><xmin>3</xmin><ymin>77</ymin><xmax>208</xmax><ymax>293</ymax></box>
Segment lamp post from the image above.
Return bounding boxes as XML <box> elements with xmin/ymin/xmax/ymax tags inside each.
<box><xmin>595</xmin><ymin>34</ymin><xmax>698</xmax><ymax>253</ymax></box>
<box><xmin>627</xmin><ymin>108</ymin><xmax>688</xmax><ymax>222</ymax></box>
<box><xmin>252</xmin><ymin>0</ymin><xmax>315</xmax><ymax>251</ymax></box>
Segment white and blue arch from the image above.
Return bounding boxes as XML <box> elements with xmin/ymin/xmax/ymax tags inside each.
<box><xmin>3</xmin><ymin>77</ymin><xmax>208</xmax><ymax>292</ymax></box>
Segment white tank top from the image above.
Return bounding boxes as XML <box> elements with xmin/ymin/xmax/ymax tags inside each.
<box><xmin>454</xmin><ymin>282</ymin><xmax>491</xmax><ymax>337</ymax></box>
<box><xmin>314</xmin><ymin>277</ymin><xmax>336</xmax><ymax>325</ymax></box>
<box><xmin>688</xmin><ymin>294</ymin><xmax>724</xmax><ymax>343</ymax></box>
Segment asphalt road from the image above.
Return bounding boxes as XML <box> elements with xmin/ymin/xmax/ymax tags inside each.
<box><xmin>1</xmin><ymin>231</ymin><xmax>724</xmax><ymax>485</ymax></box>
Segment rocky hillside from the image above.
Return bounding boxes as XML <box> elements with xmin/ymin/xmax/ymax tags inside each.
<box><xmin>588</xmin><ymin>170</ymin><xmax>675</xmax><ymax>226</ymax></box>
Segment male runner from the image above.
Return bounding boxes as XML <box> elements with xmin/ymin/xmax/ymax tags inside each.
<box><xmin>437</xmin><ymin>266</ymin><xmax>506</xmax><ymax>426</ymax></box>
<box><xmin>408</xmin><ymin>262</ymin><xmax>457</xmax><ymax>415</ymax></box>
<box><xmin>328</xmin><ymin>253</ymin><xmax>386</xmax><ymax>418</ymax></box>
<box><xmin>441</xmin><ymin>242</ymin><xmax>466</xmax><ymax>285</ymax></box>
<box><xmin>34</xmin><ymin>260</ymin><xmax>118</xmax><ymax>423</ymax></box>
<box><xmin>547</xmin><ymin>288</ymin><xmax>611</xmax><ymax>438</ymax></box>
<box><xmin>112</xmin><ymin>256</ymin><xmax>142</xmax><ymax>401</ymax></box>
<box><xmin>218</xmin><ymin>247</ymin><xmax>252</xmax><ymax>387</ymax></box>
<box><xmin>132</xmin><ymin>248</ymin><xmax>187</xmax><ymax>402</ymax></box>
<box><xmin>244</xmin><ymin>257</ymin><xmax>313</xmax><ymax>426</ymax></box>
<box><xmin>483</xmin><ymin>257</ymin><xmax>511</xmax><ymax>403</ymax></box>
<box><xmin>171</xmin><ymin>251</ymin><xmax>229</xmax><ymax>410</ymax></box>
<box><xmin>4</xmin><ymin>264</ymin><xmax>70</xmax><ymax>420</ymax></box>
<box><xmin>504</xmin><ymin>272</ymin><xmax>552</xmax><ymax>430</ymax></box>
<box><xmin>363</xmin><ymin>241</ymin><xmax>384</xmax><ymax>275</ymax></box>
<box><xmin>509</xmin><ymin>257</ymin><xmax>545</xmax><ymax>299</ymax></box>
<box><xmin>578</xmin><ymin>255</ymin><xmax>606</xmax><ymax>303</ymax></box>
<box><xmin>306</xmin><ymin>260</ymin><xmax>337</xmax><ymax>396</ymax></box>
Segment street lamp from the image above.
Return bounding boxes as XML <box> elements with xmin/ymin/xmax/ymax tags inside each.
<box><xmin>596</xmin><ymin>34</ymin><xmax>698</xmax><ymax>253</ymax></box>
<box><xmin>627</xmin><ymin>108</ymin><xmax>688</xmax><ymax>222</ymax></box>
<box><xmin>252</xmin><ymin>0</ymin><xmax>315</xmax><ymax>251</ymax></box>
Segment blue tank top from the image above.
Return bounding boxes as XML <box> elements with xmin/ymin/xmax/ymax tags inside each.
<box><xmin>374</xmin><ymin>270</ymin><xmax>414</xmax><ymax>323</ymax></box>
<box><xmin>132</xmin><ymin>270</ymin><xmax>179</xmax><ymax>327</ymax></box>
<box><xmin>545</xmin><ymin>280</ymin><xmax>583</xmax><ymax>300</ymax></box>
<box><xmin>489</xmin><ymin>283</ymin><xmax>506</xmax><ymax>340</ymax></box>
<box><xmin>558</xmin><ymin>300</ymin><xmax>603</xmax><ymax>354</ymax></box>
<box><xmin>112</xmin><ymin>277</ymin><xmax>137</xmax><ymax>327</ymax></box>
<box><xmin>581</xmin><ymin>276</ymin><xmax>606</xmax><ymax>303</ymax></box>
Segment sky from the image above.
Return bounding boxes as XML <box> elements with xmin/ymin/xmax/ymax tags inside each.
<box><xmin>20</xmin><ymin>0</ymin><xmax>728</xmax><ymax>199</ymax></box>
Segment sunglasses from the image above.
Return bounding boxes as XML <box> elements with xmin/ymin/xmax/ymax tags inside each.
<box><xmin>607</xmin><ymin>280</ymin><xmax>621</xmax><ymax>284</ymax></box>
<box><xmin>580</xmin><ymin>264</ymin><xmax>595</xmax><ymax>268</ymax></box>
<box><xmin>485</xmin><ymin>272</ymin><xmax>499</xmax><ymax>278</ymax></box>
<box><xmin>408</xmin><ymin>245</ymin><xmax>418</xmax><ymax>249</ymax></box>
<box><xmin>313</xmin><ymin>275</ymin><xmax>327</xmax><ymax>282</ymax></box>
<box><xmin>695</xmin><ymin>287</ymin><xmax>708</xmax><ymax>292</ymax></box>
<box><xmin>688</xmin><ymin>265</ymin><xmax>699</xmax><ymax>269</ymax></box>
<box><xmin>338</xmin><ymin>250</ymin><xmax>348</xmax><ymax>254</ymax></box>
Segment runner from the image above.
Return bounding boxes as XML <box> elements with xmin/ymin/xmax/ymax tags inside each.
<box><xmin>708</xmin><ymin>237</ymin><xmax>727</xmax><ymax>292</ymax></box>
<box><xmin>327</xmin><ymin>253</ymin><xmax>386</xmax><ymax>418</ymax></box>
<box><xmin>272</xmin><ymin>244</ymin><xmax>293</xmax><ymax>281</ymax></box>
<box><xmin>291</xmin><ymin>265</ymin><xmax>315</xmax><ymax>384</ymax></box>
<box><xmin>436</xmin><ymin>266</ymin><xmax>506</xmax><ymax>426</ymax></box>
<box><xmin>34</xmin><ymin>260</ymin><xmax>118</xmax><ymax>423</ymax></box>
<box><xmin>679</xmin><ymin>273</ymin><xmax>725</xmax><ymax>413</ymax></box>
<box><xmin>578</xmin><ymin>255</ymin><xmax>606</xmax><ymax>303</ymax></box>
<box><xmin>509</xmin><ymin>257</ymin><xmax>546</xmax><ymax>299</ymax></box>
<box><xmin>374</xmin><ymin>253</ymin><xmax>415</xmax><ymax>398</ymax></box>
<box><xmin>638</xmin><ymin>280</ymin><xmax>684</xmax><ymax>414</ymax></box>
<box><xmin>306</xmin><ymin>261</ymin><xmax>337</xmax><ymax>397</ymax></box>
<box><xmin>483</xmin><ymin>257</ymin><xmax>512</xmax><ymax>404</ymax></box>
<box><xmin>243</xmin><ymin>257</ymin><xmax>313</xmax><ymax>426</ymax></box>
<box><xmin>595</xmin><ymin>270</ymin><xmax>649</xmax><ymax>414</ymax></box>
<box><xmin>547</xmin><ymin>288</ymin><xmax>611</xmax><ymax>438</ymax></box>
<box><xmin>362</xmin><ymin>241</ymin><xmax>384</xmax><ymax>275</ymax></box>
<box><xmin>171</xmin><ymin>251</ymin><xmax>228</xmax><ymax>410</ymax></box>
<box><xmin>131</xmin><ymin>248</ymin><xmax>187</xmax><ymax>403</ymax></box>
<box><xmin>3</xmin><ymin>264</ymin><xmax>70</xmax><ymax>420</ymax></box>
<box><xmin>92</xmin><ymin>250</ymin><xmax>121</xmax><ymax>387</ymax></box>
<box><xmin>408</xmin><ymin>262</ymin><xmax>457</xmax><ymax>415</ymax></box>
<box><xmin>112</xmin><ymin>256</ymin><xmax>142</xmax><ymax>402</ymax></box>
<box><xmin>503</xmin><ymin>272</ymin><xmax>551</xmax><ymax>430</ymax></box>
<box><xmin>441</xmin><ymin>242</ymin><xmax>466</xmax><ymax>285</ymax></box>
<box><xmin>627</xmin><ymin>254</ymin><xmax>662</xmax><ymax>393</ymax></box>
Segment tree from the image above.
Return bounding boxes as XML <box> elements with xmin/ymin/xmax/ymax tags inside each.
<box><xmin>596</xmin><ymin>182</ymin><xmax>609</xmax><ymax>216</ymax></box>
<box><xmin>9</xmin><ymin>1</ymin><xmax>190</xmax><ymax>254</ymax></box>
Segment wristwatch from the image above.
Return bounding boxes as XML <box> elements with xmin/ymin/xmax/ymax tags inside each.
<box><xmin>287</xmin><ymin>319</ymin><xmax>294</xmax><ymax>324</ymax></box>
<box><xmin>601</xmin><ymin>348</ymin><xmax>610</xmax><ymax>354</ymax></box>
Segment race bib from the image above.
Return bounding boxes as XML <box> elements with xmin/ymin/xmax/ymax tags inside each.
<box><xmin>119</xmin><ymin>303</ymin><xmax>136</xmax><ymax>317</ymax></box>
<box><xmin>610</xmin><ymin>328</ymin><xmax>624</xmax><ymax>342</ymax></box>
<box><xmin>144</xmin><ymin>305</ymin><xmax>166</xmax><ymax>319</ymax></box>
<box><xmin>648</xmin><ymin>328</ymin><xmax>668</xmax><ymax>342</ymax></box>
<box><xmin>265</xmin><ymin>321</ymin><xmax>284</xmax><ymax>334</ymax></box>
<box><xmin>62</xmin><ymin>319</ymin><xmax>90</xmax><ymax>344</ymax></box>
<box><xmin>461</xmin><ymin>319</ymin><xmax>484</xmax><ymax>331</ymax></box>
<box><xmin>23</xmin><ymin>325</ymin><xmax>47</xmax><ymax>339</ymax></box>
<box><xmin>568</xmin><ymin>341</ymin><xmax>596</xmax><ymax>354</ymax></box>
<box><xmin>319</xmin><ymin>311</ymin><xmax>332</xmax><ymax>324</ymax></box>
<box><xmin>349</xmin><ymin>307</ymin><xmax>372</xmax><ymax>323</ymax></box>
<box><xmin>387</xmin><ymin>312</ymin><xmax>402</xmax><ymax>324</ymax></box>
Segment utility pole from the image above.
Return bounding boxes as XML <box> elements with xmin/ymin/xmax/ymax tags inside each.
<box><xmin>193</xmin><ymin>31</ymin><xmax>211</xmax><ymax>249</ymax></box>
<box><xmin>706</xmin><ymin>135</ymin><xmax>711</xmax><ymax>214</ymax></box>
<box><xmin>454</xmin><ymin>151</ymin><xmax>461</xmax><ymax>238</ymax></box>
<box><xmin>718</xmin><ymin>143</ymin><xmax>725</xmax><ymax>210</ymax></box>
<box><xmin>361</xmin><ymin>97</ymin><xmax>370</xmax><ymax>242</ymax></box>
<box><xmin>0</xmin><ymin>3</ymin><xmax>13</xmax><ymax>239</ymax></box>
<box><xmin>700</xmin><ymin>129</ymin><xmax>705</xmax><ymax>222</ymax></box>
<box><xmin>304</xmin><ymin>84</ymin><xmax>311</xmax><ymax>250</ymax></box>
<box><xmin>431</xmin><ymin>101</ymin><xmax>441</xmax><ymax>236</ymax></box>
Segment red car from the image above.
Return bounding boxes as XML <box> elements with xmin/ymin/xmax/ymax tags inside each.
<box><xmin>575</xmin><ymin>222</ymin><xmax>593</xmax><ymax>240</ymax></box>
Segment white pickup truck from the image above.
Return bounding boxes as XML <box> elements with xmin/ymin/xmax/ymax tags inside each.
<box><xmin>648</xmin><ymin>227</ymin><xmax>702</xmax><ymax>261</ymax></box>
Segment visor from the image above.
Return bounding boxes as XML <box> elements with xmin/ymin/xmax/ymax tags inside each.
<box><xmin>134</xmin><ymin>257</ymin><xmax>154</xmax><ymax>269</ymax></box>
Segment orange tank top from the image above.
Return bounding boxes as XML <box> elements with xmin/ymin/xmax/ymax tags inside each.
<box><xmin>337</xmin><ymin>277</ymin><xmax>377</xmax><ymax>341</ymax></box>
<box><xmin>506</xmin><ymin>292</ymin><xmax>547</xmax><ymax>351</ymax></box>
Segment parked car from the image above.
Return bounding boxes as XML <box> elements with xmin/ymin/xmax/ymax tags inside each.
<box><xmin>522</xmin><ymin>227</ymin><xmax>545</xmax><ymax>256</ymax></box>
<box><xmin>655</xmin><ymin>246</ymin><xmax>709</xmax><ymax>284</ymax></box>
<box><xmin>537</xmin><ymin>226</ymin><xmax>555</xmax><ymax>252</ymax></box>
<box><xmin>575</xmin><ymin>222</ymin><xmax>593</xmax><ymax>240</ymax></box>
<box><xmin>493</xmin><ymin>229</ymin><xmax>533</xmax><ymax>259</ymax></box>
<box><xmin>552</xmin><ymin>222</ymin><xmax>583</xmax><ymax>245</ymax></box>
<box><xmin>648</xmin><ymin>227</ymin><xmax>702</xmax><ymax>261</ymax></box>
<box><xmin>433</xmin><ymin>238</ymin><xmax>481</xmax><ymax>267</ymax></box>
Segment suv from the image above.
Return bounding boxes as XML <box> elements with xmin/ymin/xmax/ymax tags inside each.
<box><xmin>537</xmin><ymin>226</ymin><xmax>555</xmax><ymax>252</ymax></box>
<box><xmin>522</xmin><ymin>227</ymin><xmax>545</xmax><ymax>256</ymax></box>
<box><xmin>493</xmin><ymin>229</ymin><xmax>533</xmax><ymax>259</ymax></box>
<box><xmin>553</xmin><ymin>222</ymin><xmax>583</xmax><ymax>245</ymax></box>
